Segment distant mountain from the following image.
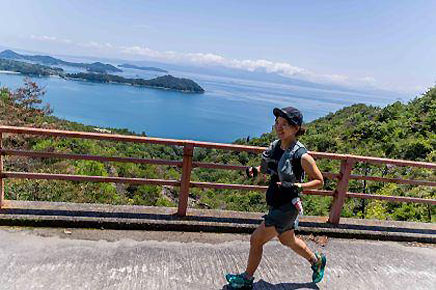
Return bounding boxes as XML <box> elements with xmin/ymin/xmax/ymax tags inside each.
<box><xmin>118</xmin><ymin>63</ymin><xmax>168</xmax><ymax>73</ymax></box>
<box><xmin>0</xmin><ymin>50</ymin><xmax>122</xmax><ymax>73</ymax></box>
<box><xmin>0</xmin><ymin>49</ymin><xmax>24</xmax><ymax>59</ymax></box>
<box><xmin>128</xmin><ymin>59</ymin><xmax>404</xmax><ymax>99</ymax></box>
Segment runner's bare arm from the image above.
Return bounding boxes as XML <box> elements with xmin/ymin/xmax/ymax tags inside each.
<box><xmin>296</xmin><ymin>153</ymin><xmax>324</xmax><ymax>191</ymax></box>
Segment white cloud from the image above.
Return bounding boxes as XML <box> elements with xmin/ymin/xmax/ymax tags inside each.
<box><xmin>30</xmin><ymin>34</ymin><xmax>58</xmax><ymax>41</ymax></box>
<box><xmin>79</xmin><ymin>41</ymin><xmax>113</xmax><ymax>49</ymax></box>
<box><xmin>120</xmin><ymin>45</ymin><xmax>382</xmax><ymax>87</ymax></box>
<box><xmin>228</xmin><ymin>59</ymin><xmax>309</xmax><ymax>76</ymax></box>
<box><xmin>30</xmin><ymin>35</ymin><xmax>113</xmax><ymax>50</ymax></box>
<box><xmin>30</xmin><ymin>34</ymin><xmax>72</xmax><ymax>44</ymax></box>
<box><xmin>186</xmin><ymin>52</ymin><xmax>226</xmax><ymax>64</ymax></box>
<box><xmin>361</xmin><ymin>76</ymin><xmax>376</xmax><ymax>83</ymax></box>
<box><xmin>121</xmin><ymin>46</ymin><xmax>163</xmax><ymax>58</ymax></box>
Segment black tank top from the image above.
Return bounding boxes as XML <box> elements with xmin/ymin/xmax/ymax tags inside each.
<box><xmin>266</xmin><ymin>145</ymin><xmax>307</xmax><ymax>207</ymax></box>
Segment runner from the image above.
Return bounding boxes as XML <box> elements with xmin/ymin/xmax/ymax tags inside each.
<box><xmin>226</xmin><ymin>106</ymin><xmax>326</xmax><ymax>289</ymax></box>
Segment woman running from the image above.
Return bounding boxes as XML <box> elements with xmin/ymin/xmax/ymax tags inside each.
<box><xmin>226</xmin><ymin>106</ymin><xmax>326</xmax><ymax>289</ymax></box>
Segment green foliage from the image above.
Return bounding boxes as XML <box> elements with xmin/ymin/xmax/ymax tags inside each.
<box><xmin>224</xmin><ymin>191</ymin><xmax>266</xmax><ymax>212</ymax></box>
<box><xmin>155</xmin><ymin>197</ymin><xmax>176</xmax><ymax>207</ymax></box>
<box><xmin>399</xmin><ymin>137</ymin><xmax>433</xmax><ymax>160</ymax></box>
<box><xmin>366</xmin><ymin>201</ymin><xmax>389</xmax><ymax>220</ymax></box>
<box><xmin>1</xmin><ymin>80</ymin><xmax>435</xmax><ymax>223</ymax></box>
<box><xmin>1</xmin><ymin>78</ymin><xmax>52</xmax><ymax>126</ymax></box>
<box><xmin>75</xmin><ymin>160</ymin><xmax>108</xmax><ymax>177</ymax></box>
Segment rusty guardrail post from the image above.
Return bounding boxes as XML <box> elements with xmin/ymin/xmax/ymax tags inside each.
<box><xmin>0</xmin><ymin>133</ymin><xmax>4</xmax><ymax>209</ymax></box>
<box><xmin>177</xmin><ymin>143</ymin><xmax>194</xmax><ymax>216</ymax></box>
<box><xmin>328</xmin><ymin>157</ymin><xmax>355</xmax><ymax>224</ymax></box>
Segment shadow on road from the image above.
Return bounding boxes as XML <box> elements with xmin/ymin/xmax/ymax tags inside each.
<box><xmin>221</xmin><ymin>279</ymin><xmax>320</xmax><ymax>290</ymax></box>
<box><xmin>1</xmin><ymin>207</ymin><xmax>261</xmax><ymax>224</ymax></box>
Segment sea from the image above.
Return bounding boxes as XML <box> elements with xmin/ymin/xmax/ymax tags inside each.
<box><xmin>0</xmin><ymin>67</ymin><xmax>406</xmax><ymax>143</ymax></box>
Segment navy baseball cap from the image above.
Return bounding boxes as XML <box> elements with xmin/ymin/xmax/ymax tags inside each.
<box><xmin>273</xmin><ymin>106</ymin><xmax>303</xmax><ymax>126</ymax></box>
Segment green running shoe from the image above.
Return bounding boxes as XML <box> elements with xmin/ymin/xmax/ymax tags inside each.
<box><xmin>225</xmin><ymin>273</ymin><xmax>254</xmax><ymax>289</ymax></box>
<box><xmin>311</xmin><ymin>252</ymin><xmax>327</xmax><ymax>283</ymax></box>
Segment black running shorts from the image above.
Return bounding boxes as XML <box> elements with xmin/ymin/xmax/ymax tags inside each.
<box><xmin>263</xmin><ymin>203</ymin><xmax>298</xmax><ymax>234</ymax></box>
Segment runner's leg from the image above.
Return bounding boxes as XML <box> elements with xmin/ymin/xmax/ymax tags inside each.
<box><xmin>277</xmin><ymin>229</ymin><xmax>316</xmax><ymax>263</ymax></box>
<box><xmin>245</xmin><ymin>221</ymin><xmax>278</xmax><ymax>276</ymax></box>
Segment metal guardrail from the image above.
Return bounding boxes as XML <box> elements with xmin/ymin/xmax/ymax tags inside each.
<box><xmin>0</xmin><ymin>126</ymin><xmax>435</xmax><ymax>224</ymax></box>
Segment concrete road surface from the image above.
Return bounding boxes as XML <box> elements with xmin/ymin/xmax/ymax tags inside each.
<box><xmin>0</xmin><ymin>227</ymin><xmax>434</xmax><ymax>290</ymax></box>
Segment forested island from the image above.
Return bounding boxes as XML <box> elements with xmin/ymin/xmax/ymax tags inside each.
<box><xmin>118</xmin><ymin>63</ymin><xmax>168</xmax><ymax>73</ymax></box>
<box><xmin>0</xmin><ymin>58</ymin><xmax>64</xmax><ymax>76</ymax></box>
<box><xmin>0</xmin><ymin>50</ymin><xmax>205</xmax><ymax>93</ymax></box>
<box><xmin>0</xmin><ymin>79</ymin><xmax>434</xmax><ymax>223</ymax></box>
<box><xmin>65</xmin><ymin>72</ymin><xmax>205</xmax><ymax>93</ymax></box>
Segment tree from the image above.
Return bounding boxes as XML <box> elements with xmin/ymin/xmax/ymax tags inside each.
<box><xmin>8</xmin><ymin>77</ymin><xmax>53</xmax><ymax>125</ymax></box>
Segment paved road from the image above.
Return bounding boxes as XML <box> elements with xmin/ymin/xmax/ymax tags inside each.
<box><xmin>0</xmin><ymin>227</ymin><xmax>434</xmax><ymax>290</ymax></box>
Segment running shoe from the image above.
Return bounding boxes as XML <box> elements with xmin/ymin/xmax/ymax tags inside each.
<box><xmin>311</xmin><ymin>252</ymin><xmax>327</xmax><ymax>283</ymax></box>
<box><xmin>225</xmin><ymin>273</ymin><xmax>254</xmax><ymax>289</ymax></box>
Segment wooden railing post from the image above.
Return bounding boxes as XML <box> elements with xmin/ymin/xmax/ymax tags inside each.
<box><xmin>0</xmin><ymin>133</ymin><xmax>4</xmax><ymax>209</ymax></box>
<box><xmin>328</xmin><ymin>157</ymin><xmax>355</xmax><ymax>224</ymax></box>
<box><xmin>177</xmin><ymin>143</ymin><xmax>194</xmax><ymax>216</ymax></box>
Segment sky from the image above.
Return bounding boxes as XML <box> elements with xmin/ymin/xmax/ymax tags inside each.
<box><xmin>1</xmin><ymin>0</ymin><xmax>435</xmax><ymax>94</ymax></box>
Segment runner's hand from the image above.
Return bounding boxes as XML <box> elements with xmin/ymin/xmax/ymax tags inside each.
<box><xmin>245</xmin><ymin>166</ymin><xmax>258</xmax><ymax>179</ymax></box>
<box><xmin>277</xmin><ymin>182</ymin><xmax>303</xmax><ymax>193</ymax></box>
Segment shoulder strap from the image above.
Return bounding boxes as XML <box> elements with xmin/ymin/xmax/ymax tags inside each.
<box><xmin>270</xmin><ymin>139</ymin><xmax>281</xmax><ymax>156</ymax></box>
<box><xmin>289</xmin><ymin>141</ymin><xmax>307</xmax><ymax>182</ymax></box>
<box><xmin>288</xmin><ymin>141</ymin><xmax>305</xmax><ymax>160</ymax></box>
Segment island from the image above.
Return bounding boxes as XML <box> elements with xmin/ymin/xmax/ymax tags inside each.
<box><xmin>118</xmin><ymin>63</ymin><xmax>168</xmax><ymax>73</ymax></box>
<box><xmin>0</xmin><ymin>58</ymin><xmax>64</xmax><ymax>76</ymax></box>
<box><xmin>0</xmin><ymin>50</ymin><xmax>205</xmax><ymax>93</ymax></box>
<box><xmin>65</xmin><ymin>72</ymin><xmax>205</xmax><ymax>93</ymax></box>
<box><xmin>0</xmin><ymin>50</ymin><xmax>122</xmax><ymax>73</ymax></box>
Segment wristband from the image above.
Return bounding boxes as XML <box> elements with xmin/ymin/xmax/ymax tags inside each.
<box><xmin>294</xmin><ymin>183</ymin><xmax>303</xmax><ymax>194</ymax></box>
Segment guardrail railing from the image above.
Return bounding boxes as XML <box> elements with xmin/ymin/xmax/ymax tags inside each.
<box><xmin>0</xmin><ymin>126</ymin><xmax>435</xmax><ymax>224</ymax></box>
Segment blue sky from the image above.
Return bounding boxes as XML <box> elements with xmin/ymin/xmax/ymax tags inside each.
<box><xmin>1</xmin><ymin>0</ymin><xmax>435</xmax><ymax>94</ymax></box>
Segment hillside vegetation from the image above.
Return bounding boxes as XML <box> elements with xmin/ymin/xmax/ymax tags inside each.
<box><xmin>0</xmin><ymin>79</ymin><xmax>434</xmax><ymax>222</ymax></box>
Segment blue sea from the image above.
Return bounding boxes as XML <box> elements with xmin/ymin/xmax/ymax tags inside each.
<box><xmin>0</xmin><ymin>69</ymin><xmax>403</xmax><ymax>143</ymax></box>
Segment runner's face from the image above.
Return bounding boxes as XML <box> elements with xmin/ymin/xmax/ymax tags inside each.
<box><xmin>274</xmin><ymin>116</ymin><xmax>298</xmax><ymax>140</ymax></box>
